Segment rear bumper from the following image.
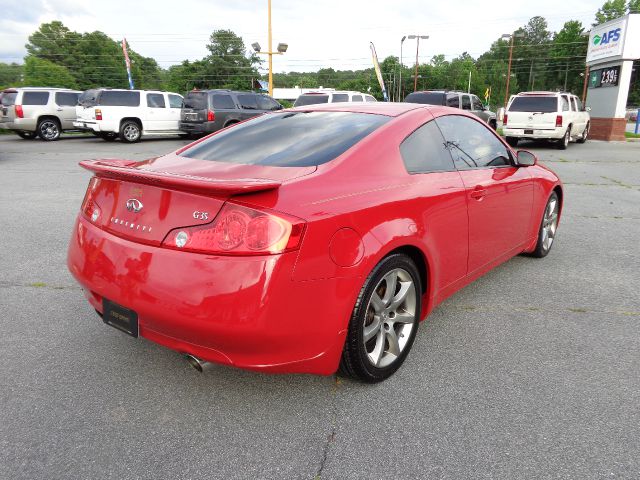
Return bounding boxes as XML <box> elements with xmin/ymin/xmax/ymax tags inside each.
<box><xmin>2</xmin><ymin>117</ymin><xmax>37</xmax><ymax>131</ymax></box>
<box><xmin>503</xmin><ymin>126</ymin><xmax>565</xmax><ymax>140</ymax></box>
<box><xmin>179</xmin><ymin>121</ymin><xmax>217</xmax><ymax>134</ymax></box>
<box><xmin>73</xmin><ymin>121</ymin><xmax>100</xmax><ymax>132</ymax></box>
<box><xmin>67</xmin><ymin>216</ymin><xmax>353</xmax><ymax>375</ymax></box>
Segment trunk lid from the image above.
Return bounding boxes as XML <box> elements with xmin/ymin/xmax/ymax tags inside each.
<box><xmin>506</xmin><ymin>95</ymin><xmax>559</xmax><ymax>130</ymax></box>
<box><xmin>81</xmin><ymin>155</ymin><xmax>315</xmax><ymax>245</ymax></box>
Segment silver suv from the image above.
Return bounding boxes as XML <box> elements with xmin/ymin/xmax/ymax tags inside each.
<box><xmin>404</xmin><ymin>90</ymin><xmax>497</xmax><ymax>129</ymax></box>
<box><xmin>0</xmin><ymin>87</ymin><xmax>81</xmax><ymax>141</ymax></box>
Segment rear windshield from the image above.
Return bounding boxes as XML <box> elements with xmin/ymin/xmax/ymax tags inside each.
<box><xmin>98</xmin><ymin>91</ymin><xmax>140</xmax><ymax>107</ymax></box>
<box><xmin>78</xmin><ymin>89</ymin><xmax>100</xmax><ymax>107</ymax></box>
<box><xmin>184</xmin><ymin>92</ymin><xmax>208</xmax><ymax>109</ymax></box>
<box><xmin>294</xmin><ymin>94</ymin><xmax>329</xmax><ymax>107</ymax></box>
<box><xmin>1</xmin><ymin>92</ymin><xmax>17</xmax><ymax>106</ymax></box>
<box><xmin>509</xmin><ymin>96</ymin><xmax>558</xmax><ymax>113</ymax></box>
<box><xmin>404</xmin><ymin>92</ymin><xmax>446</xmax><ymax>105</ymax></box>
<box><xmin>180</xmin><ymin>111</ymin><xmax>390</xmax><ymax>167</ymax></box>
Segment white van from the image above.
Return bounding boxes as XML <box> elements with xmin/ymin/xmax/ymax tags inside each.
<box><xmin>294</xmin><ymin>91</ymin><xmax>376</xmax><ymax>107</ymax></box>
<box><xmin>74</xmin><ymin>89</ymin><xmax>184</xmax><ymax>142</ymax></box>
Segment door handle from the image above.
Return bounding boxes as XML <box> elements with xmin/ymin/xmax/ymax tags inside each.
<box><xmin>56</xmin><ymin>108</ymin><xmax>63</xmax><ymax>111</ymax></box>
<box><xmin>470</xmin><ymin>187</ymin><xmax>487</xmax><ymax>200</ymax></box>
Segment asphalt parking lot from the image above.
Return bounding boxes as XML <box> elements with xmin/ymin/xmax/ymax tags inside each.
<box><xmin>1</xmin><ymin>133</ymin><xmax>639</xmax><ymax>480</ymax></box>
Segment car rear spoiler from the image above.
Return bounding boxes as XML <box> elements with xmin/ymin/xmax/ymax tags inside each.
<box><xmin>79</xmin><ymin>159</ymin><xmax>281</xmax><ymax>195</ymax></box>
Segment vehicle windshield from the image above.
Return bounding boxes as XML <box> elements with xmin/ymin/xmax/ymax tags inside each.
<box><xmin>1</xmin><ymin>92</ymin><xmax>17</xmax><ymax>106</ymax></box>
<box><xmin>184</xmin><ymin>92</ymin><xmax>209</xmax><ymax>109</ymax></box>
<box><xmin>509</xmin><ymin>96</ymin><xmax>558</xmax><ymax>113</ymax></box>
<box><xmin>78</xmin><ymin>90</ymin><xmax>100</xmax><ymax>107</ymax></box>
<box><xmin>180</xmin><ymin>111</ymin><xmax>390</xmax><ymax>167</ymax></box>
<box><xmin>294</xmin><ymin>95</ymin><xmax>330</xmax><ymax>107</ymax></box>
<box><xmin>404</xmin><ymin>92</ymin><xmax>446</xmax><ymax>105</ymax></box>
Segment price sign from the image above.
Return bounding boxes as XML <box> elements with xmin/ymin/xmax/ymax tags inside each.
<box><xmin>600</xmin><ymin>66</ymin><xmax>619</xmax><ymax>87</ymax></box>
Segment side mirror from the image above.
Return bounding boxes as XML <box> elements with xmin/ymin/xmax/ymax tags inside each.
<box><xmin>516</xmin><ymin>150</ymin><xmax>537</xmax><ymax>167</ymax></box>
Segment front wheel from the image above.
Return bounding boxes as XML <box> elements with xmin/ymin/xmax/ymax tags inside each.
<box><xmin>16</xmin><ymin>131</ymin><xmax>37</xmax><ymax>139</ymax></box>
<box><xmin>531</xmin><ymin>192</ymin><xmax>560</xmax><ymax>258</ymax></box>
<box><xmin>339</xmin><ymin>254</ymin><xmax>421</xmax><ymax>383</ymax></box>
<box><xmin>119</xmin><ymin>121</ymin><xmax>141</xmax><ymax>143</ymax></box>
<box><xmin>37</xmin><ymin>119</ymin><xmax>61</xmax><ymax>141</ymax></box>
<box><xmin>505</xmin><ymin>136</ymin><xmax>519</xmax><ymax>147</ymax></box>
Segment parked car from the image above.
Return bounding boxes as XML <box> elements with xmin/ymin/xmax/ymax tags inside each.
<box><xmin>626</xmin><ymin>107</ymin><xmax>638</xmax><ymax>122</ymax></box>
<box><xmin>502</xmin><ymin>91</ymin><xmax>590</xmax><ymax>149</ymax></box>
<box><xmin>179</xmin><ymin>89</ymin><xmax>282</xmax><ymax>136</ymax></box>
<box><xmin>67</xmin><ymin>102</ymin><xmax>562</xmax><ymax>382</ymax></box>
<box><xmin>0</xmin><ymin>87</ymin><xmax>81</xmax><ymax>140</ymax></box>
<box><xmin>293</xmin><ymin>90</ymin><xmax>377</xmax><ymax>107</ymax></box>
<box><xmin>404</xmin><ymin>90</ymin><xmax>497</xmax><ymax>129</ymax></box>
<box><xmin>74</xmin><ymin>89</ymin><xmax>184</xmax><ymax>142</ymax></box>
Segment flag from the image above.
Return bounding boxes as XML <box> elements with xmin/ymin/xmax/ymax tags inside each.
<box><xmin>122</xmin><ymin>38</ymin><xmax>134</xmax><ymax>90</ymax></box>
<box><xmin>370</xmin><ymin>42</ymin><xmax>388</xmax><ymax>102</ymax></box>
<box><xmin>484</xmin><ymin>87</ymin><xmax>490</xmax><ymax>101</ymax></box>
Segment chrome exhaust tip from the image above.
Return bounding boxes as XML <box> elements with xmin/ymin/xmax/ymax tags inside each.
<box><xmin>185</xmin><ymin>354</ymin><xmax>207</xmax><ymax>373</ymax></box>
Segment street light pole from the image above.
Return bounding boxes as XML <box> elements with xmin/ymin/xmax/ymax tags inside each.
<box><xmin>408</xmin><ymin>35</ymin><xmax>428</xmax><ymax>92</ymax></box>
<box><xmin>399</xmin><ymin>36</ymin><xmax>406</xmax><ymax>101</ymax></box>
<box><xmin>252</xmin><ymin>0</ymin><xmax>287</xmax><ymax>97</ymax></box>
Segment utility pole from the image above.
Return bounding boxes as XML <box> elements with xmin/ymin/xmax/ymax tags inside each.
<box><xmin>529</xmin><ymin>60</ymin><xmax>534</xmax><ymax>90</ymax></box>
<box><xmin>563</xmin><ymin>61</ymin><xmax>569</xmax><ymax>91</ymax></box>
<box><xmin>408</xmin><ymin>35</ymin><xmax>428</xmax><ymax>92</ymax></box>
<box><xmin>502</xmin><ymin>33</ymin><xmax>515</xmax><ymax>107</ymax></box>
<box><xmin>399</xmin><ymin>36</ymin><xmax>406</xmax><ymax>101</ymax></box>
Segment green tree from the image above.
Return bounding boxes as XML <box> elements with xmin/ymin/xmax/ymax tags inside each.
<box><xmin>630</xmin><ymin>0</ymin><xmax>640</xmax><ymax>13</ymax></box>
<box><xmin>22</xmin><ymin>56</ymin><xmax>76</xmax><ymax>88</ymax></box>
<box><xmin>547</xmin><ymin>21</ymin><xmax>588</xmax><ymax>94</ymax></box>
<box><xmin>0</xmin><ymin>62</ymin><xmax>23</xmax><ymax>88</ymax></box>
<box><xmin>594</xmin><ymin>0</ymin><xmax>627</xmax><ymax>24</ymax></box>
<box><xmin>203</xmin><ymin>29</ymin><xmax>261</xmax><ymax>90</ymax></box>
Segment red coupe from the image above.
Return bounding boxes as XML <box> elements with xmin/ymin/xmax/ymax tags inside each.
<box><xmin>67</xmin><ymin>103</ymin><xmax>562</xmax><ymax>382</ymax></box>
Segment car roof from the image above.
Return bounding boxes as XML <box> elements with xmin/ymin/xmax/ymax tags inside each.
<box><xmin>289</xmin><ymin>101</ymin><xmax>439</xmax><ymax>117</ymax></box>
<box><xmin>516</xmin><ymin>91</ymin><xmax>573</xmax><ymax>96</ymax></box>
<box><xmin>301</xmin><ymin>91</ymin><xmax>368</xmax><ymax>95</ymax></box>
<box><xmin>4</xmin><ymin>87</ymin><xmax>80</xmax><ymax>93</ymax></box>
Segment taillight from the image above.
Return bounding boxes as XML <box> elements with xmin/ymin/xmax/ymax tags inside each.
<box><xmin>15</xmin><ymin>105</ymin><xmax>24</xmax><ymax>118</ymax></box>
<box><xmin>80</xmin><ymin>177</ymin><xmax>101</xmax><ymax>223</ymax></box>
<box><xmin>502</xmin><ymin>114</ymin><xmax>508</xmax><ymax>126</ymax></box>
<box><xmin>207</xmin><ymin>110</ymin><xmax>215</xmax><ymax>122</ymax></box>
<box><xmin>95</xmin><ymin>109</ymin><xmax>102</xmax><ymax>121</ymax></box>
<box><xmin>555</xmin><ymin>115</ymin><xmax>562</xmax><ymax>127</ymax></box>
<box><xmin>162</xmin><ymin>203</ymin><xmax>306</xmax><ymax>255</ymax></box>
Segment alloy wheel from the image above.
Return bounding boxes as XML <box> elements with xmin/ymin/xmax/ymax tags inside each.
<box><xmin>362</xmin><ymin>268</ymin><xmax>417</xmax><ymax>368</ymax></box>
<box><xmin>123</xmin><ymin>124</ymin><xmax>140</xmax><ymax>142</ymax></box>
<box><xmin>541</xmin><ymin>196</ymin><xmax>559</xmax><ymax>252</ymax></box>
<box><xmin>39</xmin><ymin>121</ymin><xmax>59</xmax><ymax>140</ymax></box>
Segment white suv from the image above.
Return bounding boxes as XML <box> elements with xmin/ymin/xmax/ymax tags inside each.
<box><xmin>293</xmin><ymin>91</ymin><xmax>376</xmax><ymax>107</ymax></box>
<box><xmin>503</xmin><ymin>91</ymin><xmax>590</xmax><ymax>149</ymax></box>
<box><xmin>74</xmin><ymin>89</ymin><xmax>184</xmax><ymax>142</ymax></box>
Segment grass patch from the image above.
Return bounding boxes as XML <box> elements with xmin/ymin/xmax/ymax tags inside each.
<box><xmin>625</xmin><ymin>131</ymin><xmax>640</xmax><ymax>139</ymax></box>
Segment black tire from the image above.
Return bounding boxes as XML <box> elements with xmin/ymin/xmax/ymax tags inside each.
<box><xmin>339</xmin><ymin>254</ymin><xmax>422</xmax><ymax>383</ymax></box>
<box><xmin>489</xmin><ymin>120</ymin><xmax>497</xmax><ymax>130</ymax></box>
<box><xmin>119</xmin><ymin>120</ymin><xmax>141</xmax><ymax>143</ymax></box>
<box><xmin>506</xmin><ymin>136</ymin><xmax>519</xmax><ymax>147</ymax></box>
<box><xmin>100</xmin><ymin>132</ymin><xmax>118</xmax><ymax>142</ymax></box>
<box><xmin>16</xmin><ymin>131</ymin><xmax>37</xmax><ymax>139</ymax></box>
<box><xmin>557</xmin><ymin>128</ymin><xmax>570</xmax><ymax>150</ymax></box>
<box><xmin>576</xmin><ymin>122</ymin><xmax>589</xmax><ymax>144</ymax></box>
<box><xmin>531</xmin><ymin>192</ymin><xmax>560</xmax><ymax>258</ymax></box>
<box><xmin>37</xmin><ymin>118</ymin><xmax>61</xmax><ymax>141</ymax></box>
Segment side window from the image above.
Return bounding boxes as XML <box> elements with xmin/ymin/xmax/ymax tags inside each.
<box><xmin>365</xmin><ymin>95</ymin><xmax>376</xmax><ymax>102</ymax></box>
<box><xmin>147</xmin><ymin>93</ymin><xmax>166</xmax><ymax>108</ymax></box>
<box><xmin>238</xmin><ymin>94</ymin><xmax>258</xmax><ymax>110</ymax></box>
<box><xmin>22</xmin><ymin>91</ymin><xmax>49</xmax><ymax>105</ymax></box>
<box><xmin>99</xmin><ymin>91</ymin><xmax>140</xmax><ymax>107</ymax></box>
<box><xmin>461</xmin><ymin>95</ymin><xmax>472</xmax><ymax>110</ymax></box>
<box><xmin>55</xmin><ymin>92</ymin><xmax>79</xmax><ymax>106</ymax></box>
<box><xmin>257</xmin><ymin>95</ymin><xmax>280</xmax><ymax>111</ymax></box>
<box><xmin>212</xmin><ymin>94</ymin><xmax>236</xmax><ymax>109</ymax></box>
<box><xmin>561</xmin><ymin>96</ymin><xmax>570</xmax><ymax>111</ymax></box>
<box><xmin>435</xmin><ymin>115</ymin><xmax>512</xmax><ymax>169</ymax></box>
<box><xmin>400</xmin><ymin>120</ymin><xmax>455</xmax><ymax>174</ymax></box>
<box><xmin>446</xmin><ymin>94</ymin><xmax>459</xmax><ymax>108</ymax></box>
<box><xmin>331</xmin><ymin>93</ymin><xmax>349</xmax><ymax>102</ymax></box>
<box><xmin>570</xmin><ymin>97</ymin><xmax>578</xmax><ymax>112</ymax></box>
<box><xmin>472</xmin><ymin>96</ymin><xmax>484</xmax><ymax>110</ymax></box>
<box><xmin>575</xmin><ymin>97</ymin><xmax>583</xmax><ymax>111</ymax></box>
<box><xmin>351</xmin><ymin>95</ymin><xmax>363</xmax><ymax>102</ymax></box>
<box><xmin>168</xmin><ymin>94</ymin><xmax>183</xmax><ymax>109</ymax></box>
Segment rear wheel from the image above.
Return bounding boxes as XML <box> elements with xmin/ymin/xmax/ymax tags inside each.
<box><xmin>16</xmin><ymin>131</ymin><xmax>37</xmax><ymax>140</ymax></box>
<box><xmin>576</xmin><ymin>122</ymin><xmax>589</xmax><ymax>144</ymax></box>
<box><xmin>505</xmin><ymin>136</ymin><xmax>519</xmax><ymax>147</ymax></box>
<box><xmin>339</xmin><ymin>254</ymin><xmax>421</xmax><ymax>383</ymax></box>
<box><xmin>37</xmin><ymin>118</ymin><xmax>61</xmax><ymax>141</ymax></box>
<box><xmin>557</xmin><ymin>128</ymin><xmax>570</xmax><ymax>150</ymax></box>
<box><xmin>119</xmin><ymin>121</ymin><xmax>141</xmax><ymax>143</ymax></box>
<box><xmin>489</xmin><ymin>119</ymin><xmax>497</xmax><ymax>130</ymax></box>
<box><xmin>531</xmin><ymin>192</ymin><xmax>560</xmax><ymax>258</ymax></box>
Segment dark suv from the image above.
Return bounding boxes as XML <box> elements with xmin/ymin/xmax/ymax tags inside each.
<box><xmin>180</xmin><ymin>89</ymin><xmax>283</xmax><ymax>135</ymax></box>
<box><xmin>404</xmin><ymin>90</ymin><xmax>497</xmax><ymax>129</ymax></box>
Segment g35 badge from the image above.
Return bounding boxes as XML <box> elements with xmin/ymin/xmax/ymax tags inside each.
<box><xmin>193</xmin><ymin>211</ymin><xmax>209</xmax><ymax>221</ymax></box>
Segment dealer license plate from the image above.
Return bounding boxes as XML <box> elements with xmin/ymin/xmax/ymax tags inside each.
<box><xmin>102</xmin><ymin>299</ymin><xmax>138</xmax><ymax>337</ymax></box>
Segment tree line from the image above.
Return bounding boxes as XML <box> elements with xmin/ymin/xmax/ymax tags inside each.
<box><xmin>1</xmin><ymin>0</ymin><xmax>638</xmax><ymax>108</ymax></box>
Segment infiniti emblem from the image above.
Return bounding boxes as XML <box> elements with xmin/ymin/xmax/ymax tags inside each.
<box><xmin>126</xmin><ymin>198</ymin><xmax>143</xmax><ymax>213</ymax></box>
